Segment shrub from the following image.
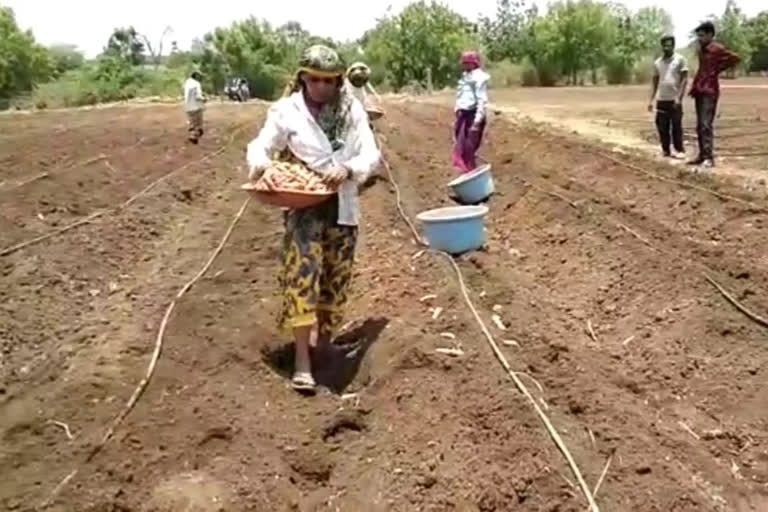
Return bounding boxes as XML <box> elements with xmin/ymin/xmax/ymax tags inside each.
<box><xmin>604</xmin><ymin>55</ymin><xmax>633</xmax><ymax>85</ymax></box>
<box><xmin>487</xmin><ymin>60</ymin><xmax>523</xmax><ymax>87</ymax></box>
<box><xmin>632</xmin><ymin>55</ymin><xmax>656</xmax><ymax>84</ymax></box>
<box><xmin>522</xmin><ymin>57</ymin><xmax>561</xmax><ymax>87</ymax></box>
<box><xmin>251</xmin><ymin>64</ymin><xmax>290</xmax><ymax>99</ymax></box>
<box><xmin>31</xmin><ymin>62</ymin><xmax>187</xmax><ymax>109</ymax></box>
<box><xmin>520</xmin><ymin>58</ymin><xmax>540</xmax><ymax>86</ymax></box>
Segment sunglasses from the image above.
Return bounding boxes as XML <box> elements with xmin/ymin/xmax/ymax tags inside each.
<box><xmin>306</xmin><ymin>75</ymin><xmax>337</xmax><ymax>85</ymax></box>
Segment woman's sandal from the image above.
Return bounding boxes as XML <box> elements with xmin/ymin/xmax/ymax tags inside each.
<box><xmin>291</xmin><ymin>371</ymin><xmax>317</xmax><ymax>394</ymax></box>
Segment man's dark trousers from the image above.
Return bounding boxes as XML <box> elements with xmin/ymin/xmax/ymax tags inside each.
<box><xmin>655</xmin><ymin>100</ymin><xmax>684</xmax><ymax>155</ymax></box>
<box><xmin>694</xmin><ymin>95</ymin><xmax>718</xmax><ymax>161</ymax></box>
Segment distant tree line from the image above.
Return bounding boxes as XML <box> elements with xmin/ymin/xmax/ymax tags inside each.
<box><xmin>1</xmin><ymin>0</ymin><xmax>767</xmax><ymax>109</ymax></box>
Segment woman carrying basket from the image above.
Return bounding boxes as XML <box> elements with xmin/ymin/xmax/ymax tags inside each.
<box><xmin>246</xmin><ymin>45</ymin><xmax>380</xmax><ymax>394</ymax></box>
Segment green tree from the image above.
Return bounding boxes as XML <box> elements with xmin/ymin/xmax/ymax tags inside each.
<box><xmin>199</xmin><ymin>18</ymin><xmax>290</xmax><ymax>99</ymax></box>
<box><xmin>104</xmin><ymin>27</ymin><xmax>146</xmax><ymax>66</ymax></box>
<box><xmin>48</xmin><ymin>44</ymin><xmax>85</xmax><ymax>76</ymax></box>
<box><xmin>714</xmin><ymin>0</ymin><xmax>753</xmax><ymax>74</ymax></box>
<box><xmin>0</xmin><ymin>5</ymin><xmax>53</xmax><ymax>105</ymax></box>
<box><xmin>480</xmin><ymin>0</ymin><xmax>529</xmax><ymax>62</ymax></box>
<box><xmin>89</xmin><ymin>55</ymin><xmax>146</xmax><ymax>103</ymax></box>
<box><xmin>745</xmin><ymin>11</ymin><xmax>768</xmax><ymax>71</ymax></box>
<box><xmin>632</xmin><ymin>7</ymin><xmax>674</xmax><ymax>53</ymax></box>
<box><xmin>604</xmin><ymin>16</ymin><xmax>641</xmax><ymax>84</ymax></box>
<box><xmin>528</xmin><ymin>0</ymin><xmax>615</xmax><ymax>85</ymax></box>
<box><xmin>275</xmin><ymin>21</ymin><xmax>340</xmax><ymax>67</ymax></box>
<box><xmin>363</xmin><ymin>1</ymin><xmax>478</xmax><ymax>91</ymax></box>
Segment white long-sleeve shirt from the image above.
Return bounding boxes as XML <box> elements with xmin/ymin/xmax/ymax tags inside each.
<box><xmin>246</xmin><ymin>92</ymin><xmax>381</xmax><ymax>226</ymax></box>
<box><xmin>183</xmin><ymin>78</ymin><xmax>205</xmax><ymax>112</ymax></box>
<box><xmin>346</xmin><ymin>80</ymin><xmax>381</xmax><ymax>110</ymax></box>
<box><xmin>455</xmin><ymin>68</ymin><xmax>490</xmax><ymax>125</ymax></box>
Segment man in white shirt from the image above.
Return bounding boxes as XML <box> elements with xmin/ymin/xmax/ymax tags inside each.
<box><xmin>183</xmin><ymin>71</ymin><xmax>206</xmax><ymax>144</ymax></box>
<box><xmin>648</xmin><ymin>36</ymin><xmax>689</xmax><ymax>158</ymax></box>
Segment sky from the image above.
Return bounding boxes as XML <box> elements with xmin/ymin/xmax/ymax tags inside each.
<box><xmin>5</xmin><ymin>0</ymin><xmax>766</xmax><ymax>57</ymax></box>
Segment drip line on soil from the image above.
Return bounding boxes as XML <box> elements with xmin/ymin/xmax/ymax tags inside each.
<box><xmin>594</xmin><ymin>151</ymin><xmax>767</xmax><ymax>213</ymax></box>
<box><xmin>0</xmin><ymin>154</ymin><xmax>108</xmax><ymax>193</ymax></box>
<box><xmin>1</xmin><ymin>126</ymin><xmax>245</xmax><ymax>258</ymax></box>
<box><xmin>376</xmin><ymin>136</ymin><xmax>602</xmax><ymax>512</ymax></box>
<box><xmin>37</xmin><ymin>194</ymin><xmax>252</xmax><ymax>509</ymax></box>
<box><xmin>523</xmin><ymin>176</ymin><xmax>768</xmax><ymax>332</ymax></box>
<box><xmin>2</xmin><ymin>135</ymin><xmax>156</xmax><ymax>194</ymax></box>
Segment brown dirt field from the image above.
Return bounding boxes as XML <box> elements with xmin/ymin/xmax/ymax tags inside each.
<box><xmin>490</xmin><ymin>79</ymin><xmax>768</xmax><ymax>178</ymax></box>
<box><xmin>1</xmin><ymin>95</ymin><xmax>768</xmax><ymax>512</ymax></box>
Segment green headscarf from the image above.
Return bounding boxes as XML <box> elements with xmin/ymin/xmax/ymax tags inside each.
<box><xmin>347</xmin><ymin>62</ymin><xmax>371</xmax><ymax>81</ymax></box>
<box><xmin>283</xmin><ymin>45</ymin><xmax>352</xmax><ymax>150</ymax></box>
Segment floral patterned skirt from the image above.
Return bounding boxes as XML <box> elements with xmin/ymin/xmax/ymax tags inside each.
<box><xmin>277</xmin><ymin>196</ymin><xmax>357</xmax><ymax>337</ymax></box>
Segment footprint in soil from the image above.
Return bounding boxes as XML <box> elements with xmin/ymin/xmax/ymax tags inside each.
<box><xmin>322</xmin><ymin>410</ymin><xmax>368</xmax><ymax>444</ymax></box>
<box><xmin>285</xmin><ymin>444</ymin><xmax>335</xmax><ymax>485</ymax></box>
<box><xmin>262</xmin><ymin>317</ymin><xmax>389</xmax><ymax>394</ymax></box>
<box><xmin>143</xmin><ymin>471</ymin><xmax>236</xmax><ymax>512</ymax></box>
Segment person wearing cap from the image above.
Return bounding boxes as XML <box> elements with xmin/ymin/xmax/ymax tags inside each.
<box><xmin>246</xmin><ymin>45</ymin><xmax>380</xmax><ymax>394</ymax></box>
<box><xmin>346</xmin><ymin>62</ymin><xmax>382</xmax><ymax>119</ymax></box>
<box><xmin>453</xmin><ymin>51</ymin><xmax>490</xmax><ymax>173</ymax></box>
<box><xmin>183</xmin><ymin>70</ymin><xmax>206</xmax><ymax>144</ymax></box>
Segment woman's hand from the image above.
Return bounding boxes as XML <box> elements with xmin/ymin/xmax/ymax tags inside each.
<box><xmin>322</xmin><ymin>166</ymin><xmax>351</xmax><ymax>186</ymax></box>
<box><xmin>248</xmin><ymin>165</ymin><xmax>265</xmax><ymax>181</ymax></box>
<box><xmin>261</xmin><ymin>172</ymin><xmax>279</xmax><ymax>191</ymax></box>
<box><xmin>249</xmin><ymin>163</ymin><xmax>278</xmax><ymax>191</ymax></box>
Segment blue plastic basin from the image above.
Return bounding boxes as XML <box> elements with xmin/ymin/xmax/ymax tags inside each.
<box><xmin>416</xmin><ymin>205</ymin><xmax>489</xmax><ymax>254</ymax></box>
<box><xmin>448</xmin><ymin>164</ymin><xmax>494</xmax><ymax>204</ymax></box>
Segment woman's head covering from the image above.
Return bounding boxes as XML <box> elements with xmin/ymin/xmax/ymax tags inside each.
<box><xmin>283</xmin><ymin>45</ymin><xmax>346</xmax><ymax>97</ymax></box>
<box><xmin>461</xmin><ymin>51</ymin><xmax>482</xmax><ymax>68</ymax></box>
<box><xmin>299</xmin><ymin>45</ymin><xmax>347</xmax><ymax>78</ymax></box>
<box><xmin>347</xmin><ymin>61</ymin><xmax>371</xmax><ymax>81</ymax></box>
<box><xmin>280</xmin><ymin>45</ymin><xmax>353</xmax><ymax>152</ymax></box>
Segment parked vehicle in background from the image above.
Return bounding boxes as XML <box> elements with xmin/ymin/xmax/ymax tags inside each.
<box><xmin>224</xmin><ymin>78</ymin><xmax>250</xmax><ymax>102</ymax></box>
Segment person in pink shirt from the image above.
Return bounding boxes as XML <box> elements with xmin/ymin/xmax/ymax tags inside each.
<box><xmin>452</xmin><ymin>51</ymin><xmax>490</xmax><ymax>173</ymax></box>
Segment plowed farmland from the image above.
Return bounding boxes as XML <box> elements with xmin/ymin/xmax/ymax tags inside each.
<box><xmin>1</xmin><ymin>95</ymin><xmax>767</xmax><ymax>512</ymax></box>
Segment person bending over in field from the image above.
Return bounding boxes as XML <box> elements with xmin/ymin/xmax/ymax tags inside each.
<box><xmin>689</xmin><ymin>21</ymin><xmax>740</xmax><ymax>169</ymax></box>
<box><xmin>246</xmin><ymin>45</ymin><xmax>380</xmax><ymax>394</ymax></box>
<box><xmin>453</xmin><ymin>51</ymin><xmax>490</xmax><ymax>173</ymax></box>
<box><xmin>648</xmin><ymin>35</ymin><xmax>689</xmax><ymax>159</ymax></box>
<box><xmin>183</xmin><ymin>71</ymin><xmax>206</xmax><ymax>144</ymax></box>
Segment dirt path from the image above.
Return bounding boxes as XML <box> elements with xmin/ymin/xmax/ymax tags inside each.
<box><xmin>1</xmin><ymin>99</ymin><xmax>767</xmax><ymax>512</ymax></box>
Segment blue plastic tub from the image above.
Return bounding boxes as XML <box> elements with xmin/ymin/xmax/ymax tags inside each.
<box><xmin>448</xmin><ymin>164</ymin><xmax>494</xmax><ymax>204</ymax></box>
<box><xmin>416</xmin><ymin>205</ymin><xmax>489</xmax><ymax>254</ymax></box>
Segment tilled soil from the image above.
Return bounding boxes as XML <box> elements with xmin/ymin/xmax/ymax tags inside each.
<box><xmin>1</xmin><ymin>99</ymin><xmax>767</xmax><ymax>512</ymax></box>
<box><xmin>491</xmin><ymin>82</ymin><xmax>768</xmax><ymax>175</ymax></box>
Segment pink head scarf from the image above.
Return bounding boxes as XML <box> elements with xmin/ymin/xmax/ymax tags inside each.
<box><xmin>461</xmin><ymin>51</ymin><xmax>482</xmax><ymax>68</ymax></box>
